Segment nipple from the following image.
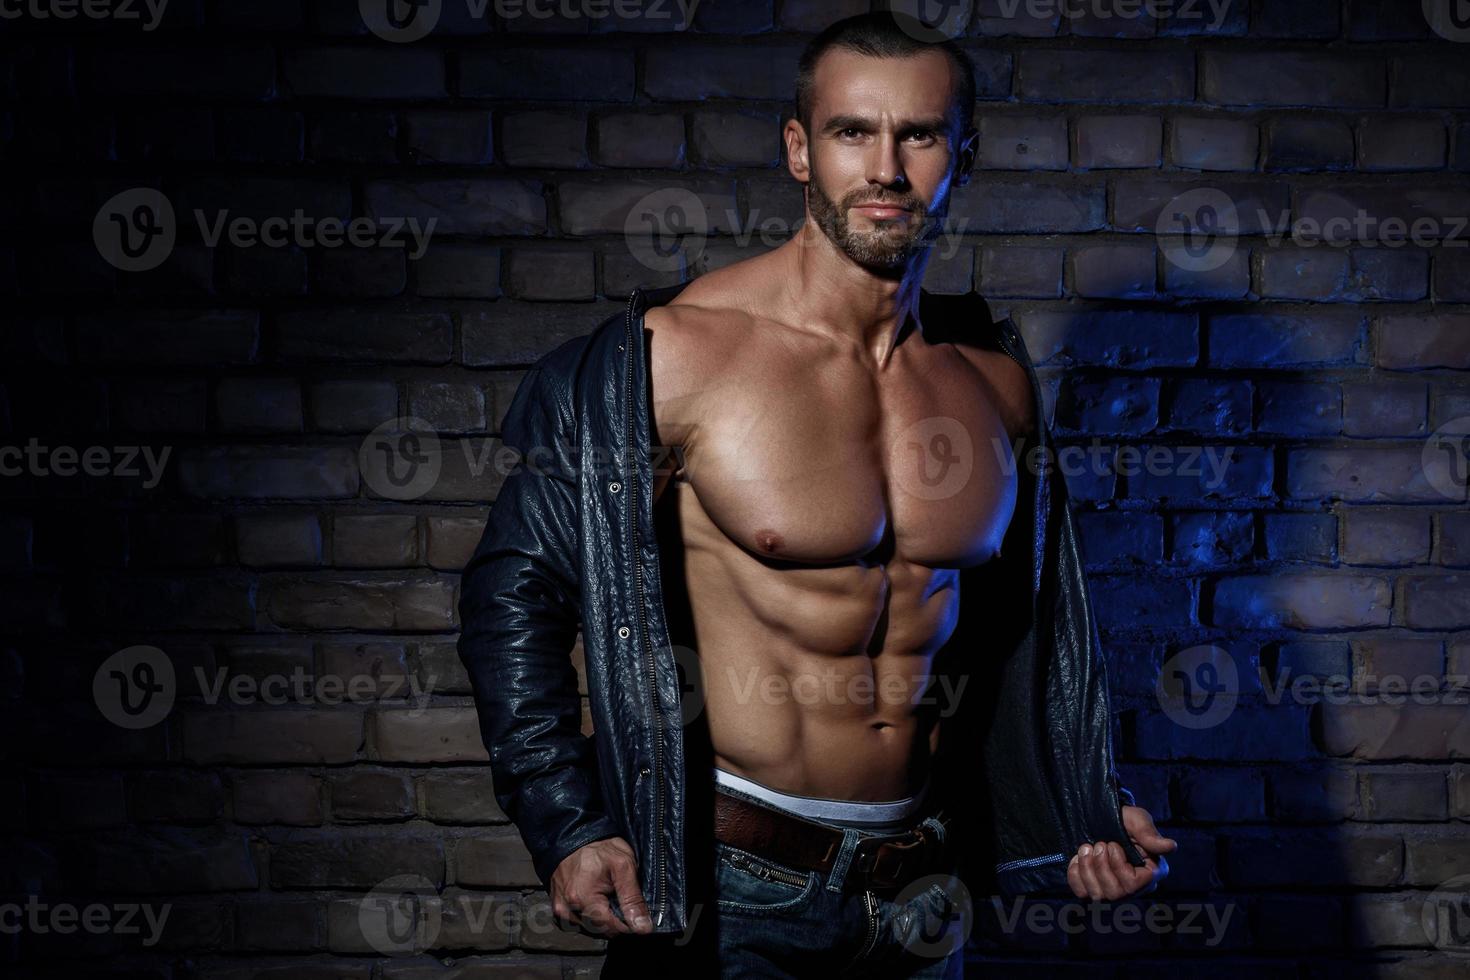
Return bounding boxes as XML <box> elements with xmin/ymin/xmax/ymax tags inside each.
<box><xmin>754</xmin><ymin>529</ymin><xmax>784</xmax><ymax>553</ymax></box>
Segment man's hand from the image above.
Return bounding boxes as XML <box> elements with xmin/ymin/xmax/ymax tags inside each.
<box><xmin>549</xmin><ymin>837</ymin><xmax>654</xmax><ymax>936</ymax></box>
<box><xmin>1066</xmin><ymin>805</ymin><xmax>1177</xmax><ymax>901</ymax></box>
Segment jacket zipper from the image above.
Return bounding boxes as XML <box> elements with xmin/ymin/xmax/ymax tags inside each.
<box><xmin>625</xmin><ymin>288</ymin><xmax>667</xmax><ymax>923</ymax></box>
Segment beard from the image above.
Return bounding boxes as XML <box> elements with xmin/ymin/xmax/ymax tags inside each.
<box><xmin>805</xmin><ymin>176</ymin><xmax>948</xmax><ymax>273</ymax></box>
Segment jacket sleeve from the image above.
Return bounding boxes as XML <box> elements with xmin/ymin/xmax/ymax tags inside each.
<box><xmin>457</xmin><ymin>354</ymin><xmax>620</xmax><ymax>885</ymax></box>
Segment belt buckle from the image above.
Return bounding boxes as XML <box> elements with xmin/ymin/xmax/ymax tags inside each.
<box><xmin>852</xmin><ymin>826</ymin><xmax>932</xmax><ymax>891</ymax></box>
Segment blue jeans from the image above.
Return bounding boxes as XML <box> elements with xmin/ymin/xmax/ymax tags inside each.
<box><xmin>602</xmin><ymin>815</ymin><xmax>967</xmax><ymax>978</ymax></box>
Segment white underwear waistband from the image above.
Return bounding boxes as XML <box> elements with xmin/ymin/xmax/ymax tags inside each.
<box><xmin>713</xmin><ymin>767</ymin><xmax>929</xmax><ymax>830</ymax></box>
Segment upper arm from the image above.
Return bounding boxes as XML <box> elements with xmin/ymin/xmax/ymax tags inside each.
<box><xmin>644</xmin><ymin>305</ymin><xmax>707</xmax><ymax>506</ymax></box>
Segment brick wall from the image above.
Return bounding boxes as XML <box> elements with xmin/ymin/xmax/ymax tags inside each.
<box><xmin>1</xmin><ymin>0</ymin><xmax>1468</xmax><ymax>976</ymax></box>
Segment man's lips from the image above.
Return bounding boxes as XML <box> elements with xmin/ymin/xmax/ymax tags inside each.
<box><xmin>849</xmin><ymin>202</ymin><xmax>912</xmax><ymax>218</ymax></box>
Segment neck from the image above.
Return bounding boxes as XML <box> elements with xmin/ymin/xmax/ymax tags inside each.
<box><xmin>776</xmin><ymin>218</ymin><xmax>932</xmax><ymax>370</ymax></box>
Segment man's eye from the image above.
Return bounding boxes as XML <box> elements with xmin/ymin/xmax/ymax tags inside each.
<box><xmin>906</xmin><ymin>130</ymin><xmax>936</xmax><ymax>143</ymax></box>
<box><xmin>838</xmin><ymin>128</ymin><xmax>863</xmax><ymax>139</ymax></box>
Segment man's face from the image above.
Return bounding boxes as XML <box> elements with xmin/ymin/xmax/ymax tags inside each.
<box><xmin>795</xmin><ymin>48</ymin><xmax>974</xmax><ymax>273</ymax></box>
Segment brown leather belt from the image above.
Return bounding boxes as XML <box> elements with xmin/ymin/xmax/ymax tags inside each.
<box><xmin>713</xmin><ymin>787</ymin><xmax>952</xmax><ymax>893</ymax></box>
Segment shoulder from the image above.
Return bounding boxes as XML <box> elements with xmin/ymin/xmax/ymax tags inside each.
<box><xmin>952</xmin><ymin>341</ymin><xmax>1036</xmax><ymax>442</ymax></box>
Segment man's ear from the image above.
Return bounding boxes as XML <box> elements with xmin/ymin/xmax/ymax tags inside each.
<box><xmin>784</xmin><ymin>116</ymin><xmax>811</xmax><ymax>184</ymax></box>
<box><xmin>955</xmin><ymin>126</ymin><xmax>979</xmax><ymax>187</ymax></box>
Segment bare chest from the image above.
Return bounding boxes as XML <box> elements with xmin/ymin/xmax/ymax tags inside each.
<box><xmin>675</xmin><ymin>344</ymin><xmax>1019</xmax><ymax>569</ymax></box>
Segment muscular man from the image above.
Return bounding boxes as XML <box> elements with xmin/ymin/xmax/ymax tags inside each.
<box><xmin>459</xmin><ymin>12</ymin><xmax>1175</xmax><ymax>977</ymax></box>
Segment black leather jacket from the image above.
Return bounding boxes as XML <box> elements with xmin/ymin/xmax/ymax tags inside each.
<box><xmin>457</xmin><ymin>281</ymin><xmax>1143</xmax><ymax>934</ymax></box>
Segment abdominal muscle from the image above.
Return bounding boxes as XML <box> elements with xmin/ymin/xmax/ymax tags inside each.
<box><xmin>665</xmin><ymin>483</ymin><xmax>958</xmax><ymax>804</ymax></box>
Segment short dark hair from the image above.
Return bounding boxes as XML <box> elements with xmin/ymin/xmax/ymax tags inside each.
<box><xmin>795</xmin><ymin>11</ymin><xmax>977</xmax><ymax>137</ymax></box>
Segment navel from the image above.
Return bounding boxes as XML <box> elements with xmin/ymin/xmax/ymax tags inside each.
<box><xmin>754</xmin><ymin>529</ymin><xmax>784</xmax><ymax>553</ymax></box>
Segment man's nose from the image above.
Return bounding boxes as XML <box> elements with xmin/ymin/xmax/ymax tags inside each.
<box><xmin>867</xmin><ymin>132</ymin><xmax>908</xmax><ymax>189</ymax></box>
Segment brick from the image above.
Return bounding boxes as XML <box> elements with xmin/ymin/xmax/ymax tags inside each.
<box><xmin>1358</xmin><ymin>769</ymin><xmax>1452</xmax><ymax>822</ymax></box>
<box><xmin>503</xmin><ymin>248</ymin><xmax>595</xmax><ymax>301</ymax></box>
<box><xmin>1342</xmin><ymin>380</ymin><xmax>1426</xmax><ymax>437</ymax></box>
<box><xmin>373</xmin><ymin>705</ymin><xmax>484</xmax><ymax>763</ymax></box>
<box><xmin>596</xmin><ymin>112</ymin><xmax>685</xmax><ymax>168</ymax></box>
<box><xmin>1401</xmin><ymin>574</ymin><xmax>1470</xmax><ymax>628</ymax></box>
<box><xmin>1255</xmin><ymin>895</ymin><xmax>1343</xmax><ymax>949</ymax></box>
<box><xmin>979</xmin><ymin>245</ymin><xmax>1063</xmax><ymax>298</ymax></box>
<box><xmin>328</xmin><ymin>771</ymin><xmax>414</xmax><ymax>822</ymax></box>
<box><xmin>185</xmin><ymin>708</ymin><xmax>363</xmax><ymax>765</ymax></box>
<box><xmin>1297</xmin><ymin>187</ymin><xmax>1470</xmax><ymax>245</ymax></box>
<box><xmin>1342</xmin><ymin>509</ymin><xmax>1432</xmax><ymax>564</ymax></box>
<box><xmin>77</xmin><ymin>311</ymin><xmax>259</xmax><ymax>366</ymax></box>
<box><xmin>1270</xmin><ymin>765</ymin><xmax>1358</xmax><ymax>821</ymax></box>
<box><xmin>420</xmin><ymin>770</ymin><xmax>507</xmax><ymax>823</ymax></box>
<box><xmin>453</xmin><ymin>829</ymin><xmax>540</xmax><ymax>887</ymax></box>
<box><xmin>921</xmin><ymin>245</ymin><xmax>974</xmax><ymax>295</ymax></box>
<box><xmin>1251</xmin><ymin>0</ymin><xmax>1340</xmax><ymax>38</ymax></box>
<box><xmin>1404</xmin><ymin>831</ymin><xmax>1470</xmax><ymax>884</ymax></box>
<box><xmin>1440</xmin><ymin>512</ymin><xmax>1470</xmax><ymax>566</ymax></box>
<box><xmin>978</xmin><ymin>115</ymin><xmax>1067</xmax><ymax>170</ymax></box>
<box><xmin>1264</xmin><ymin>511</ymin><xmax>1346</xmax><ymax>564</ymax></box>
<box><xmin>414</xmin><ymin>243</ymin><xmax>502</xmax><ymax>299</ymax></box>
<box><xmin>500</xmin><ymin>111</ymin><xmax>587</xmax><ymax>169</ymax></box>
<box><xmin>270</xmin><ymin>834</ymin><xmax>443</xmax><ymax>889</ymax></box>
<box><xmin>275</xmin><ymin>310</ymin><xmax>453</xmax><ymax>364</ymax></box>
<box><xmin>1077</xmin><ymin>512</ymin><xmax>1163</xmax><ymax>566</ymax></box>
<box><xmin>1390</xmin><ymin>55</ymin><xmax>1470</xmax><ymax>108</ymax></box>
<box><xmin>1288</xmin><ymin>446</ymin><xmax>1459</xmax><ymax>503</ymax></box>
<box><xmin>1375</xmin><ymin>314</ymin><xmax>1470</xmax><ymax>370</ymax></box>
<box><xmin>308</xmin><ymin>380</ymin><xmax>398</xmax><ymax>434</ymax></box>
<box><xmin>645</xmin><ymin>45</ymin><xmax>801</xmax><ymax>101</ymax></box>
<box><xmin>1207</xmin><ymin>313</ymin><xmax>1366</xmax><ymax>368</ymax></box>
<box><xmin>261</xmin><ymin>573</ymin><xmax>455</xmax><ymax>630</ymax></box>
<box><xmin>1177</xmin><ymin>768</ymin><xmax>1264</xmax><ymax>821</ymax></box>
<box><xmin>1265</xmin><ymin>116</ymin><xmax>1356</xmax><ymax>171</ymax></box>
<box><xmin>1212</xmin><ymin>573</ymin><xmax>1391</xmax><ymax>628</ymax></box>
<box><xmin>1133</xmin><ymin>705</ymin><xmax>1314</xmax><ymax>761</ymax></box>
<box><xmin>1089</xmin><ymin>575</ymin><xmax>1195</xmax><ymax>630</ymax></box>
<box><xmin>1171</xmin><ymin>510</ymin><xmax>1254</xmax><ymax>566</ymax></box>
<box><xmin>333</xmin><ymin>515</ymin><xmax>419</xmax><ymax>568</ymax></box>
<box><xmin>1018</xmin><ymin>50</ymin><xmax>1193</xmax><ymax>103</ymax></box>
<box><xmin>361</xmin><ymin>178</ymin><xmax>540</xmax><ymax>237</ymax></box>
<box><xmin>236</xmin><ymin>513</ymin><xmax>324</xmax><ymax>568</ymax></box>
<box><xmin>463</xmin><ymin>303</ymin><xmax>624</xmax><ymax>368</ymax></box>
<box><xmin>283</xmin><ymin>48</ymin><xmax>444</xmax><ymax>99</ymax></box>
<box><xmin>461</xmin><ymin>49</ymin><xmax>634</xmax><ymax>102</ymax></box>
<box><xmin>426</xmin><ymin>516</ymin><xmax>484</xmax><ymax>571</ymax></box>
<box><xmin>90</xmin><ymin>828</ymin><xmax>259</xmax><ymax>893</ymax></box>
<box><xmin>1359</xmin><ymin>117</ymin><xmax>1447</xmax><ymax>171</ymax></box>
<box><xmin>1257</xmin><ymin>381</ymin><xmax>1341</xmax><ymax>436</ymax></box>
<box><xmin>1055</xmin><ymin>375</ymin><xmax>1160</xmax><ymax>434</ymax></box>
<box><xmin>221</xmin><ymin>245</ymin><xmax>309</xmax><ymax>297</ymax></box>
<box><xmin>235</xmin><ymin>898</ymin><xmax>324</xmax><ymax>951</ymax></box>
<box><xmin>1221</xmin><ymin>829</ymin><xmax>1402</xmax><ymax>887</ymax></box>
<box><xmin>692</xmin><ymin>110</ymin><xmax>781</xmax><ymax>168</ymax></box>
<box><xmin>1353</xmin><ymin>635</ymin><xmax>1444</xmax><ymax>686</ymax></box>
<box><xmin>212</xmin><ymin>379</ymin><xmax>302</xmax><ymax>434</ymax></box>
<box><xmin>310</xmin><ymin>110</ymin><xmax>397</xmax><ymax>164</ymax></box>
<box><xmin>313</xmin><ymin>248</ymin><xmax>408</xmax><ymax>299</ymax></box>
<box><xmin>1348</xmin><ymin>0</ymin><xmax>1437</xmax><ymax>40</ymax></box>
<box><xmin>1202</xmin><ymin>52</ymin><xmax>1383</xmax><ymax>107</ymax></box>
<box><xmin>1321</xmin><ymin>702</ymin><xmax>1470</xmax><ymax>759</ymax></box>
<box><xmin>1070</xmin><ymin>243</ymin><xmax>1156</xmax><ymax>298</ymax></box>
<box><xmin>180</xmin><ymin>446</ymin><xmax>358</xmax><ymax>500</ymax></box>
<box><xmin>952</xmin><ymin>181</ymin><xmax>1105</xmax><ymax>233</ymax></box>
<box><xmin>1275</xmin><ymin>640</ymin><xmax>1352</xmax><ymax>679</ymax></box>
<box><xmin>407</xmin><ymin>380</ymin><xmax>488</xmax><ymax>433</ymax></box>
<box><xmin>1113</xmin><ymin>178</ymin><xmax>1289</xmax><ymax>234</ymax></box>
<box><xmin>405</xmin><ymin>111</ymin><xmax>493</xmax><ymax>165</ymax></box>
<box><xmin>1171</xmin><ymin>116</ymin><xmax>1259</xmax><ymax>171</ymax></box>
<box><xmin>1164</xmin><ymin>378</ymin><xmax>1251</xmax><ymax>435</ymax></box>
<box><xmin>557</xmin><ymin>176</ymin><xmax>738</xmax><ymax>236</ymax></box>
<box><xmin>1075</xmin><ymin>115</ymin><xmax>1162</xmax><ymax>169</ymax></box>
<box><xmin>1433</xmin><ymin>248</ymin><xmax>1470</xmax><ymax>303</ymax></box>
<box><xmin>1016</xmin><ymin>310</ymin><xmax>1198</xmax><ymax>368</ymax></box>
<box><xmin>85</xmin><ymin>47</ymin><xmax>275</xmax><ymax>99</ymax></box>
<box><xmin>1347</xmin><ymin>893</ymin><xmax>1430</xmax><ymax>947</ymax></box>
<box><xmin>1164</xmin><ymin>247</ymin><xmax>1251</xmax><ymax>299</ymax></box>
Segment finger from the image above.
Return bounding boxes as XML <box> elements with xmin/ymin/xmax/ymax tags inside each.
<box><xmin>608</xmin><ymin>855</ymin><xmax>653</xmax><ymax>933</ymax></box>
<box><xmin>1067</xmin><ymin>853</ymin><xmax>1087</xmax><ymax>899</ymax></box>
<box><xmin>1075</xmin><ymin>844</ymin><xmax>1105</xmax><ymax>900</ymax></box>
<box><xmin>1104</xmin><ymin>841</ymin><xmax>1136</xmax><ymax>890</ymax></box>
<box><xmin>1080</xmin><ymin>843</ymin><xmax>1120</xmax><ymax>900</ymax></box>
<box><xmin>578</xmin><ymin>894</ymin><xmax>631</xmax><ymax>937</ymax></box>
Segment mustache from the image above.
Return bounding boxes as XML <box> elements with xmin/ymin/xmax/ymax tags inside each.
<box><xmin>844</xmin><ymin>191</ymin><xmax>921</xmax><ymax>211</ymax></box>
